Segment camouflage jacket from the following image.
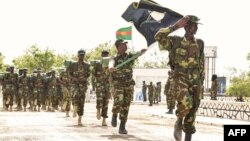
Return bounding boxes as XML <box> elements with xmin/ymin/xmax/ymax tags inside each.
<box><xmin>92</xmin><ymin>62</ymin><xmax>109</xmax><ymax>84</ymax></box>
<box><xmin>111</xmin><ymin>53</ymin><xmax>135</xmax><ymax>86</ymax></box>
<box><xmin>3</xmin><ymin>72</ymin><xmax>18</xmax><ymax>87</ymax></box>
<box><xmin>31</xmin><ymin>74</ymin><xmax>44</xmax><ymax>89</ymax></box>
<box><xmin>68</xmin><ymin>61</ymin><xmax>90</xmax><ymax>85</ymax></box>
<box><xmin>155</xmin><ymin>27</ymin><xmax>205</xmax><ymax>81</ymax></box>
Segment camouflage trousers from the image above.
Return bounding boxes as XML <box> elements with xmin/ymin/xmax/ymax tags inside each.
<box><xmin>96</xmin><ymin>82</ymin><xmax>110</xmax><ymax>118</ymax></box>
<box><xmin>148</xmin><ymin>92</ymin><xmax>153</xmax><ymax>105</ymax></box>
<box><xmin>61</xmin><ymin>86</ymin><xmax>71</xmax><ymax>112</ymax></box>
<box><xmin>3</xmin><ymin>85</ymin><xmax>15</xmax><ymax>107</ymax></box>
<box><xmin>210</xmin><ymin>90</ymin><xmax>217</xmax><ymax>100</ymax></box>
<box><xmin>142</xmin><ymin>90</ymin><xmax>147</xmax><ymax>101</ymax></box>
<box><xmin>173</xmin><ymin>72</ymin><xmax>201</xmax><ymax>134</ymax></box>
<box><xmin>18</xmin><ymin>87</ymin><xmax>29</xmax><ymax>107</ymax></box>
<box><xmin>166</xmin><ymin>82</ymin><xmax>175</xmax><ymax>110</ymax></box>
<box><xmin>153</xmin><ymin>93</ymin><xmax>159</xmax><ymax>104</ymax></box>
<box><xmin>72</xmin><ymin>85</ymin><xmax>87</xmax><ymax>116</ymax></box>
<box><xmin>112</xmin><ymin>84</ymin><xmax>133</xmax><ymax>121</ymax></box>
<box><xmin>47</xmin><ymin>87</ymin><xmax>58</xmax><ymax>109</ymax></box>
<box><xmin>32</xmin><ymin>88</ymin><xmax>43</xmax><ymax>107</ymax></box>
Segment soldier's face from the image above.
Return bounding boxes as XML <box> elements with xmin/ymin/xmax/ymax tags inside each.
<box><xmin>117</xmin><ymin>43</ymin><xmax>127</xmax><ymax>54</ymax></box>
<box><xmin>78</xmin><ymin>54</ymin><xmax>85</xmax><ymax>60</ymax></box>
<box><xmin>185</xmin><ymin>22</ymin><xmax>198</xmax><ymax>35</ymax></box>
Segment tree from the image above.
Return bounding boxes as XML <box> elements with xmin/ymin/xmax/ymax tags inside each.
<box><xmin>13</xmin><ymin>45</ymin><xmax>69</xmax><ymax>72</ymax></box>
<box><xmin>0</xmin><ymin>52</ymin><xmax>6</xmax><ymax>71</ymax></box>
<box><xmin>226</xmin><ymin>72</ymin><xmax>250</xmax><ymax>97</ymax></box>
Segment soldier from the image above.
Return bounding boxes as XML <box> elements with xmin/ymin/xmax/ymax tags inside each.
<box><xmin>1</xmin><ymin>67</ymin><xmax>9</xmax><ymax>109</ymax></box>
<box><xmin>68</xmin><ymin>49</ymin><xmax>90</xmax><ymax>126</ymax></box>
<box><xmin>18</xmin><ymin>69</ymin><xmax>30</xmax><ymax>112</ymax></box>
<box><xmin>142</xmin><ymin>81</ymin><xmax>147</xmax><ymax>102</ymax></box>
<box><xmin>16</xmin><ymin>68</ymin><xmax>24</xmax><ymax>110</ymax></box>
<box><xmin>147</xmin><ymin>82</ymin><xmax>154</xmax><ymax>106</ymax></box>
<box><xmin>155</xmin><ymin>15</ymin><xmax>205</xmax><ymax>141</ymax></box>
<box><xmin>157</xmin><ymin>82</ymin><xmax>162</xmax><ymax>102</ymax></box>
<box><xmin>210</xmin><ymin>74</ymin><xmax>218</xmax><ymax>100</ymax></box>
<box><xmin>165</xmin><ymin>70</ymin><xmax>175</xmax><ymax>114</ymax></box>
<box><xmin>31</xmin><ymin>68</ymin><xmax>44</xmax><ymax>112</ymax></box>
<box><xmin>109</xmin><ymin>39</ymin><xmax>146</xmax><ymax>134</ymax></box>
<box><xmin>92</xmin><ymin>50</ymin><xmax>111</xmax><ymax>126</ymax></box>
<box><xmin>2</xmin><ymin>66</ymin><xmax>18</xmax><ymax>111</ymax></box>
<box><xmin>59</xmin><ymin>68</ymin><xmax>71</xmax><ymax>117</ymax></box>
<box><xmin>47</xmin><ymin>70</ymin><xmax>59</xmax><ymax>112</ymax></box>
<box><xmin>43</xmin><ymin>71</ymin><xmax>51</xmax><ymax>110</ymax></box>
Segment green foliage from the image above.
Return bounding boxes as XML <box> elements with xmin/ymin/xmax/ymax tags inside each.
<box><xmin>85</xmin><ymin>41</ymin><xmax>117</xmax><ymax>61</ymax></box>
<box><xmin>13</xmin><ymin>45</ymin><xmax>69</xmax><ymax>72</ymax></box>
<box><xmin>0</xmin><ymin>52</ymin><xmax>6</xmax><ymax>71</ymax></box>
<box><xmin>226</xmin><ymin>72</ymin><xmax>250</xmax><ymax>97</ymax></box>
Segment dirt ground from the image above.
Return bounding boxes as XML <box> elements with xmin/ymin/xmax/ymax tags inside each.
<box><xmin>0</xmin><ymin>101</ymin><xmax>223</xmax><ymax>141</ymax></box>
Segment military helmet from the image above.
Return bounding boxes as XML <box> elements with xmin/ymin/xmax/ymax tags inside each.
<box><xmin>101</xmin><ymin>50</ymin><xmax>109</xmax><ymax>57</ymax></box>
<box><xmin>188</xmin><ymin>15</ymin><xmax>202</xmax><ymax>24</ymax></box>
<box><xmin>78</xmin><ymin>49</ymin><xmax>85</xmax><ymax>55</ymax></box>
<box><xmin>115</xmin><ymin>39</ymin><xmax>128</xmax><ymax>48</ymax></box>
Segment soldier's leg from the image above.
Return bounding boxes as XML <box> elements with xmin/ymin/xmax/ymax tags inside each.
<box><xmin>101</xmin><ymin>87</ymin><xmax>110</xmax><ymax>126</ymax></box>
<box><xmin>173</xmin><ymin>76</ymin><xmax>193</xmax><ymax>141</ymax></box>
<box><xmin>95</xmin><ymin>84</ymin><xmax>103</xmax><ymax>120</ymax></box>
<box><xmin>183</xmin><ymin>85</ymin><xmax>200</xmax><ymax>134</ymax></box>
<box><xmin>111</xmin><ymin>85</ymin><xmax>123</xmax><ymax>127</ymax></box>
<box><xmin>76</xmin><ymin>87</ymin><xmax>87</xmax><ymax>126</ymax></box>
<box><xmin>118</xmin><ymin>86</ymin><xmax>132</xmax><ymax>134</ymax></box>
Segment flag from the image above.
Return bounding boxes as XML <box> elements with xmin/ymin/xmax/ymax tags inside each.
<box><xmin>122</xmin><ymin>0</ymin><xmax>183</xmax><ymax>47</ymax></box>
<box><xmin>116</xmin><ymin>26</ymin><xmax>132</xmax><ymax>40</ymax></box>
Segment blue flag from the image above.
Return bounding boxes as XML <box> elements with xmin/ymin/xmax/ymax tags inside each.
<box><xmin>122</xmin><ymin>0</ymin><xmax>183</xmax><ymax>47</ymax></box>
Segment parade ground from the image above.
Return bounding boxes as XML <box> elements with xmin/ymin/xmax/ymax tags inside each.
<box><xmin>1</xmin><ymin>97</ymin><xmax>249</xmax><ymax>141</ymax></box>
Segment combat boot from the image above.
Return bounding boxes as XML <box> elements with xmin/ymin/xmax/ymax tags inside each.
<box><xmin>78</xmin><ymin>116</ymin><xmax>83</xmax><ymax>126</ymax></box>
<box><xmin>166</xmin><ymin>109</ymin><xmax>173</xmax><ymax>114</ymax></box>
<box><xmin>38</xmin><ymin>107</ymin><xmax>40</xmax><ymax>112</ymax></box>
<box><xmin>72</xmin><ymin>105</ymin><xmax>77</xmax><ymax>118</ymax></box>
<box><xmin>102</xmin><ymin>118</ymin><xmax>107</xmax><ymax>126</ymax></box>
<box><xmin>184</xmin><ymin>133</ymin><xmax>192</xmax><ymax>141</ymax></box>
<box><xmin>96</xmin><ymin>109</ymin><xmax>101</xmax><ymax>120</ymax></box>
<box><xmin>111</xmin><ymin>114</ymin><xmax>117</xmax><ymax>127</ymax></box>
<box><xmin>119</xmin><ymin>120</ymin><xmax>128</xmax><ymax>134</ymax></box>
<box><xmin>10</xmin><ymin>106</ymin><xmax>12</xmax><ymax>112</ymax></box>
<box><xmin>24</xmin><ymin>107</ymin><xmax>26</xmax><ymax>112</ymax></box>
<box><xmin>174</xmin><ymin>118</ymin><xmax>183</xmax><ymax>141</ymax></box>
<box><xmin>66</xmin><ymin>111</ymin><xmax>70</xmax><ymax>117</ymax></box>
<box><xmin>34</xmin><ymin>106</ymin><xmax>37</xmax><ymax>111</ymax></box>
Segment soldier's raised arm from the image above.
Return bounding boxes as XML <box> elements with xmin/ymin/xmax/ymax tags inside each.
<box><xmin>154</xmin><ymin>16</ymin><xmax>190</xmax><ymax>51</ymax></box>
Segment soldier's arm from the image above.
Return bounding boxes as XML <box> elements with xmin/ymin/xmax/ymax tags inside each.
<box><xmin>197</xmin><ymin>39</ymin><xmax>205</xmax><ymax>83</ymax></box>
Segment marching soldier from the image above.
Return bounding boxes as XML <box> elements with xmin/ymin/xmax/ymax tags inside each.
<box><xmin>165</xmin><ymin>70</ymin><xmax>175</xmax><ymax>114</ymax></box>
<box><xmin>155</xmin><ymin>15</ymin><xmax>205</xmax><ymax>141</ymax></box>
<box><xmin>2</xmin><ymin>66</ymin><xmax>18</xmax><ymax>111</ymax></box>
<box><xmin>31</xmin><ymin>68</ymin><xmax>44</xmax><ymax>112</ymax></box>
<box><xmin>92</xmin><ymin>50</ymin><xmax>111</xmax><ymax>126</ymax></box>
<box><xmin>68</xmin><ymin>49</ymin><xmax>90</xmax><ymax>126</ymax></box>
<box><xmin>18</xmin><ymin>69</ymin><xmax>30</xmax><ymax>112</ymax></box>
<box><xmin>109</xmin><ymin>39</ymin><xmax>146</xmax><ymax>134</ymax></box>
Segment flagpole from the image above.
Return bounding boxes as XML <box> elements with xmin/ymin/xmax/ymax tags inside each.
<box><xmin>130</xmin><ymin>22</ymin><xmax>134</xmax><ymax>52</ymax></box>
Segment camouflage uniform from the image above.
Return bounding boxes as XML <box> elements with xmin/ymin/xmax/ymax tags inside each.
<box><xmin>31</xmin><ymin>69</ymin><xmax>44</xmax><ymax>111</ymax></box>
<box><xmin>2</xmin><ymin>67</ymin><xmax>18</xmax><ymax>111</ymax></box>
<box><xmin>157</xmin><ymin>82</ymin><xmax>162</xmax><ymax>102</ymax></box>
<box><xmin>59</xmin><ymin>70</ymin><xmax>71</xmax><ymax>113</ymax></box>
<box><xmin>92</xmin><ymin>61</ymin><xmax>110</xmax><ymax>119</ymax></box>
<box><xmin>147</xmin><ymin>82</ymin><xmax>154</xmax><ymax>106</ymax></box>
<box><xmin>18</xmin><ymin>69</ymin><xmax>30</xmax><ymax>111</ymax></box>
<box><xmin>47</xmin><ymin>71</ymin><xmax>58</xmax><ymax>111</ymax></box>
<box><xmin>165</xmin><ymin>71</ymin><xmax>175</xmax><ymax>113</ymax></box>
<box><xmin>111</xmin><ymin>52</ymin><xmax>136</xmax><ymax>123</ymax></box>
<box><xmin>155</xmin><ymin>21</ymin><xmax>205</xmax><ymax>134</ymax></box>
<box><xmin>142</xmin><ymin>81</ymin><xmax>147</xmax><ymax>101</ymax></box>
<box><xmin>210</xmin><ymin>75</ymin><xmax>218</xmax><ymax>100</ymax></box>
<box><xmin>68</xmin><ymin>53</ymin><xmax>90</xmax><ymax>118</ymax></box>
